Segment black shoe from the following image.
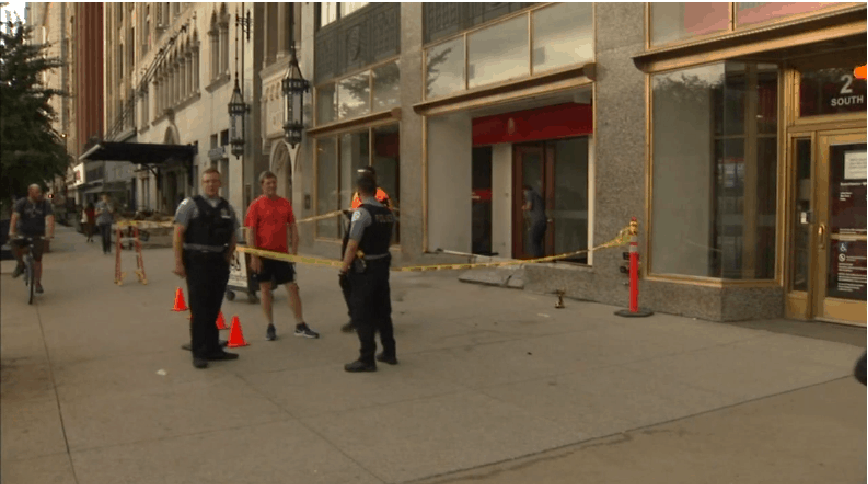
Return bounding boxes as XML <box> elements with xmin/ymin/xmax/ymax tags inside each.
<box><xmin>294</xmin><ymin>323</ymin><xmax>320</xmax><ymax>339</ymax></box>
<box><xmin>11</xmin><ymin>263</ymin><xmax>23</xmax><ymax>278</ymax></box>
<box><xmin>344</xmin><ymin>360</ymin><xmax>377</xmax><ymax>373</ymax></box>
<box><xmin>376</xmin><ymin>353</ymin><xmax>398</xmax><ymax>365</ymax></box>
<box><xmin>341</xmin><ymin>321</ymin><xmax>356</xmax><ymax>333</ymax></box>
<box><xmin>183</xmin><ymin>341</ymin><xmax>228</xmax><ymax>352</ymax></box>
<box><xmin>193</xmin><ymin>357</ymin><xmax>209</xmax><ymax>369</ymax></box>
<box><xmin>266</xmin><ymin>324</ymin><xmax>277</xmax><ymax>341</ymax></box>
<box><xmin>206</xmin><ymin>351</ymin><xmax>239</xmax><ymax>361</ymax></box>
<box><xmin>35</xmin><ymin>283</ymin><xmax>44</xmax><ymax>294</ymax></box>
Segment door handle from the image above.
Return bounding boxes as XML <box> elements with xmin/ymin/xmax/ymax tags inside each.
<box><xmin>818</xmin><ymin>224</ymin><xmax>826</xmax><ymax>250</ymax></box>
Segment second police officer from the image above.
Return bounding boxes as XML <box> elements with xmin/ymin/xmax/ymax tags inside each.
<box><xmin>173</xmin><ymin>168</ymin><xmax>241</xmax><ymax>369</ymax></box>
<box><xmin>340</xmin><ymin>166</ymin><xmax>392</xmax><ymax>333</ymax></box>
<box><xmin>339</xmin><ymin>174</ymin><xmax>397</xmax><ymax>373</ymax></box>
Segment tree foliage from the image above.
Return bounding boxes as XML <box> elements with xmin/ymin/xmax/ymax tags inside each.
<box><xmin>0</xmin><ymin>10</ymin><xmax>69</xmax><ymax>205</ymax></box>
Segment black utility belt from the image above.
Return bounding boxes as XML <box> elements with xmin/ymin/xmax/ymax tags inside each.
<box><xmin>185</xmin><ymin>250</ymin><xmax>227</xmax><ymax>259</ymax></box>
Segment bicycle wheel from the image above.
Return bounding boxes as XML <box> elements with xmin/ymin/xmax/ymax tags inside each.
<box><xmin>26</xmin><ymin>259</ymin><xmax>34</xmax><ymax>305</ymax></box>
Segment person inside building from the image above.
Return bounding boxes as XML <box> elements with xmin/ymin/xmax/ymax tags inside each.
<box><xmin>245</xmin><ymin>170</ymin><xmax>320</xmax><ymax>341</ymax></box>
<box><xmin>9</xmin><ymin>184</ymin><xmax>55</xmax><ymax>294</ymax></box>
<box><xmin>522</xmin><ymin>184</ymin><xmax>547</xmax><ymax>259</ymax></box>
<box><xmin>173</xmin><ymin>168</ymin><xmax>240</xmax><ymax>369</ymax></box>
<box><xmin>339</xmin><ymin>174</ymin><xmax>397</xmax><ymax>373</ymax></box>
<box><xmin>341</xmin><ymin>166</ymin><xmax>392</xmax><ymax>333</ymax></box>
<box><xmin>95</xmin><ymin>193</ymin><xmax>116</xmax><ymax>254</ymax></box>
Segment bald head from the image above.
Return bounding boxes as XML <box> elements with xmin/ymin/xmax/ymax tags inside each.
<box><xmin>27</xmin><ymin>184</ymin><xmax>42</xmax><ymax>201</ymax></box>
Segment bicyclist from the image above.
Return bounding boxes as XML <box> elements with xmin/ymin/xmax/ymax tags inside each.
<box><xmin>8</xmin><ymin>184</ymin><xmax>55</xmax><ymax>294</ymax></box>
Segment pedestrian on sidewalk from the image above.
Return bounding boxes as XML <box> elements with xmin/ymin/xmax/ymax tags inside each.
<box><xmin>341</xmin><ymin>166</ymin><xmax>392</xmax><ymax>333</ymax></box>
<box><xmin>95</xmin><ymin>193</ymin><xmax>116</xmax><ymax>254</ymax></box>
<box><xmin>340</xmin><ymin>174</ymin><xmax>397</xmax><ymax>373</ymax></box>
<box><xmin>244</xmin><ymin>171</ymin><xmax>320</xmax><ymax>342</ymax></box>
<box><xmin>173</xmin><ymin>168</ymin><xmax>240</xmax><ymax>369</ymax></box>
<box><xmin>83</xmin><ymin>203</ymin><xmax>95</xmax><ymax>242</ymax></box>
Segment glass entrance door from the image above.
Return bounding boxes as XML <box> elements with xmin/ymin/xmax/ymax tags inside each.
<box><xmin>512</xmin><ymin>144</ymin><xmax>554</xmax><ymax>260</ymax></box>
<box><xmin>814</xmin><ymin>132</ymin><xmax>867</xmax><ymax>324</ymax></box>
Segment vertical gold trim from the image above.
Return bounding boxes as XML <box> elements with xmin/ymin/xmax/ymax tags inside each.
<box><xmin>422</xmin><ymin>115</ymin><xmax>429</xmax><ymax>253</ymax></box>
<box><xmin>313</xmin><ymin>137</ymin><xmax>320</xmax><ymax>238</ymax></box>
<box><xmin>814</xmin><ymin>133</ymin><xmax>831</xmax><ymax>316</ymax></box>
<box><xmin>742</xmin><ymin>65</ymin><xmax>758</xmax><ymax>278</ymax></box>
<box><xmin>464</xmin><ymin>32</ymin><xmax>469</xmax><ymax>91</ymax></box>
<box><xmin>730</xmin><ymin>1</ymin><xmax>737</xmax><ymax>31</ymax></box>
<box><xmin>644</xmin><ymin>72</ymin><xmax>653</xmax><ymax>278</ymax></box>
<box><xmin>588</xmin><ymin>80</ymin><xmax>598</xmax><ymax>266</ymax></box>
<box><xmin>528</xmin><ymin>10</ymin><xmax>534</xmax><ymax>76</ymax></box>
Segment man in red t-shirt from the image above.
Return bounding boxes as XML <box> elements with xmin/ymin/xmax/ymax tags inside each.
<box><xmin>244</xmin><ymin>171</ymin><xmax>319</xmax><ymax>341</ymax></box>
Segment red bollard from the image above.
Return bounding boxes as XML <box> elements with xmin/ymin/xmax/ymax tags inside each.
<box><xmin>615</xmin><ymin>217</ymin><xmax>653</xmax><ymax>318</ymax></box>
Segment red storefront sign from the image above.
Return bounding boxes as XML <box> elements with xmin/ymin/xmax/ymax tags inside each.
<box><xmin>472</xmin><ymin>103</ymin><xmax>593</xmax><ymax>147</ymax></box>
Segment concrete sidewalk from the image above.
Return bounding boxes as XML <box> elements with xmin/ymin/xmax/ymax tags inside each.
<box><xmin>1</xmin><ymin>225</ymin><xmax>865</xmax><ymax>484</ymax></box>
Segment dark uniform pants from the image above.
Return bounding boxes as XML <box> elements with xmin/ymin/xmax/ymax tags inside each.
<box><xmin>530</xmin><ymin>219</ymin><xmax>547</xmax><ymax>258</ymax></box>
<box><xmin>341</xmin><ymin>214</ymin><xmax>353</xmax><ymax>319</ymax></box>
<box><xmin>184</xmin><ymin>252</ymin><xmax>230</xmax><ymax>358</ymax></box>
<box><xmin>348</xmin><ymin>258</ymin><xmax>395</xmax><ymax>364</ymax></box>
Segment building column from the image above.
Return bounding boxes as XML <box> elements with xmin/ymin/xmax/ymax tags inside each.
<box><xmin>399</xmin><ymin>3</ymin><xmax>424</xmax><ymax>261</ymax></box>
<box><xmin>276</xmin><ymin>3</ymin><xmax>288</xmax><ymax>59</ymax></box>
<box><xmin>192</xmin><ymin>47</ymin><xmax>200</xmax><ymax>91</ymax></box>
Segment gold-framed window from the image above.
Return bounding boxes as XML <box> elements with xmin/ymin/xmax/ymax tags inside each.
<box><xmin>314</xmin><ymin>124</ymin><xmax>402</xmax><ymax>244</ymax></box>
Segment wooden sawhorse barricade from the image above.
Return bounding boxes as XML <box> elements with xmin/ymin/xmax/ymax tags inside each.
<box><xmin>114</xmin><ymin>220</ymin><xmax>149</xmax><ymax>286</ymax></box>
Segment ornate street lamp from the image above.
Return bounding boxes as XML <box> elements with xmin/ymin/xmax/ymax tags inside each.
<box><xmin>228</xmin><ymin>75</ymin><xmax>249</xmax><ymax>159</ymax></box>
<box><xmin>281</xmin><ymin>45</ymin><xmax>310</xmax><ymax>148</ymax></box>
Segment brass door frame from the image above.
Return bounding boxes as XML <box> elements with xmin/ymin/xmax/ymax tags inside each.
<box><xmin>785</xmin><ymin>128</ymin><xmax>866</xmax><ymax>325</ymax></box>
<box><xmin>784</xmin><ymin>130</ymin><xmax>817</xmax><ymax>320</ymax></box>
<box><xmin>815</xmin><ymin>131</ymin><xmax>866</xmax><ymax>325</ymax></box>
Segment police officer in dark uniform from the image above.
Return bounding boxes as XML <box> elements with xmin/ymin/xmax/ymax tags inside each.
<box><xmin>173</xmin><ymin>168</ymin><xmax>240</xmax><ymax>369</ymax></box>
<box><xmin>340</xmin><ymin>167</ymin><xmax>392</xmax><ymax>333</ymax></box>
<box><xmin>339</xmin><ymin>175</ymin><xmax>397</xmax><ymax>373</ymax></box>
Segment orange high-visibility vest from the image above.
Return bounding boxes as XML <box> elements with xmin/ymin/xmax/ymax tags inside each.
<box><xmin>350</xmin><ymin>188</ymin><xmax>391</xmax><ymax>209</ymax></box>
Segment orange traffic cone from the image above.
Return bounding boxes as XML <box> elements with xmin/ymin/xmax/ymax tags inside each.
<box><xmin>172</xmin><ymin>287</ymin><xmax>188</xmax><ymax>311</ymax></box>
<box><xmin>227</xmin><ymin>316</ymin><xmax>249</xmax><ymax>347</ymax></box>
<box><xmin>216</xmin><ymin>311</ymin><xmax>228</xmax><ymax>330</ymax></box>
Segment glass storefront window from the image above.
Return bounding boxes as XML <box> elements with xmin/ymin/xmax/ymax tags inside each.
<box><xmin>553</xmin><ymin>137</ymin><xmax>590</xmax><ymax>263</ymax></box>
<box><xmin>316</xmin><ymin>138</ymin><xmax>339</xmax><ymax>238</ymax></box>
<box><xmin>650</xmin><ymin>2</ymin><xmax>729</xmax><ymax>47</ymax></box>
<box><xmin>736</xmin><ymin>2</ymin><xmax>844</xmax><ymax>27</ymax></box>
<box><xmin>340</xmin><ymin>131</ymin><xmax>370</xmax><ymax>221</ymax></box>
<box><xmin>651</xmin><ymin>62</ymin><xmax>778</xmax><ymax>279</ymax></box>
<box><xmin>372</xmin><ymin>124</ymin><xmax>401</xmax><ymax>244</ymax></box>
<box><xmin>315</xmin><ymin>125</ymin><xmax>401</xmax><ymax>241</ymax></box>
<box><xmin>372</xmin><ymin>60</ymin><xmax>401</xmax><ymax>112</ymax></box>
<box><xmin>340</xmin><ymin>2</ymin><xmax>369</xmax><ymax>18</ymax></box>
<box><xmin>318</xmin><ymin>2</ymin><xmax>338</xmax><ymax>28</ymax></box>
<box><xmin>531</xmin><ymin>2</ymin><xmax>593</xmax><ymax>73</ymax></box>
<box><xmin>337</xmin><ymin>71</ymin><xmax>370</xmax><ymax>120</ymax></box>
<box><xmin>426</xmin><ymin>37</ymin><xmax>465</xmax><ymax>99</ymax></box>
<box><xmin>467</xmin><ymin>15</ymin><xmax>529</xmax><ymax>89</ymax></box>
<box><xmin>799</xmin><ymin>68</ymin><xmax>867</xmax><ymax>117</ymax></box>
<box><xmin>316</xmin><ymin>83</ymin><xmax>337</xmax><ymax>125</ymax></box>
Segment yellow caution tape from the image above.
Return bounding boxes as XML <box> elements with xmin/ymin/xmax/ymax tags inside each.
<box><xmin>236</xmin><ymin>225</ymin><xmax>632</xmax><ymax>273</ymax></box>
<box><xmin>115</xmin><ymin>220</ymin><xmax>175</xmax><ymax>229</ymax></box>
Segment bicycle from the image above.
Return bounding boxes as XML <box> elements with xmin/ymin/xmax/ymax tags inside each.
<box><xmin>14</xmin><ymin>236</ymin><xmax>43</xmax><ymax>305</ymax></box>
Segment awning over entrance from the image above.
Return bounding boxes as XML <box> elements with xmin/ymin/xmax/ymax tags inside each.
<box><xmin>79</xmin><ymin>141</ymin><xmax>196</xmax><ymax>164</ymax></box>
<box><xmin>79</xmin><ymin>141</ymin><xmax>197</xmax><ymax>185</ymax></box>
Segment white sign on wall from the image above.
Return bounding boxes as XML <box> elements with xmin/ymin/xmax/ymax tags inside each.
<box><xmin>844</xmin><ymin>151</ymin><xmax>867</xmax><ymax>180</ymax></box>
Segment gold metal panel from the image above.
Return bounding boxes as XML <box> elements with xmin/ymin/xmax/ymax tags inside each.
<box><xmin>785</xmin><ymin>291</ymin><xmax>810</xmax><ymax>320</ymax></box>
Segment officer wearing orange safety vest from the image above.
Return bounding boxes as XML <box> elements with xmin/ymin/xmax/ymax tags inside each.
<box><xmin>341</xmin><ymin>166</ymin><xmax>392</xmax><ymax>333</ymax></box>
